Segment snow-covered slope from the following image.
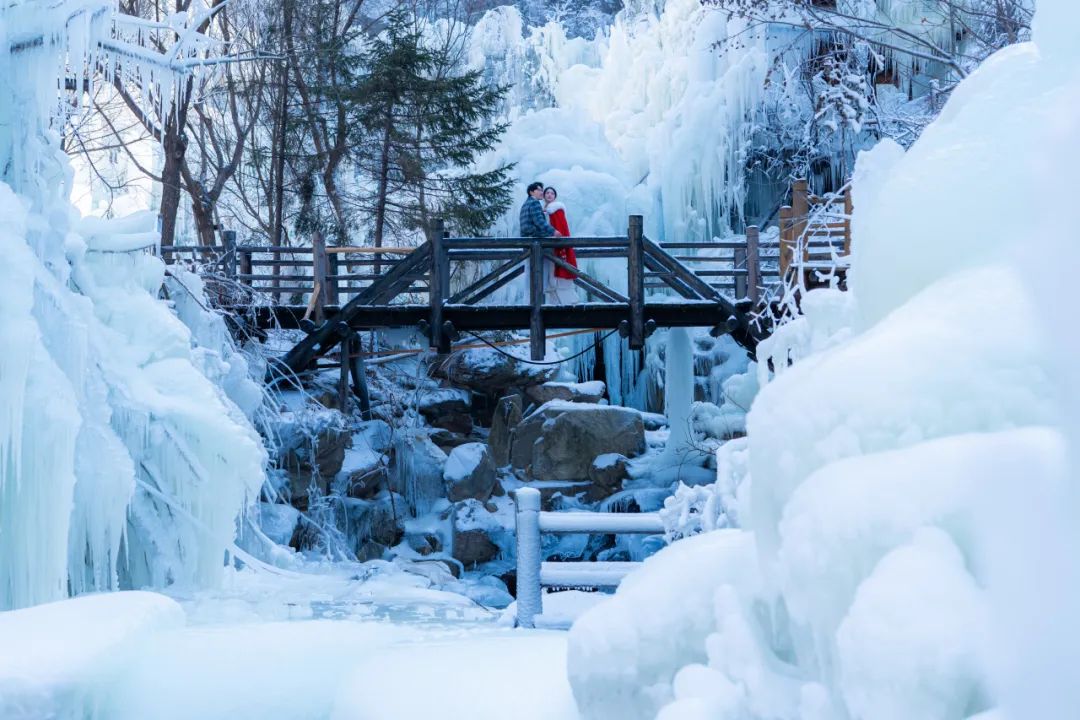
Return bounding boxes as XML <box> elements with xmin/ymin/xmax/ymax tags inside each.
<box><xmin>565</xmin><ymin>0</ymin><xmax>1080</xmax><ymax>717</ymax></box>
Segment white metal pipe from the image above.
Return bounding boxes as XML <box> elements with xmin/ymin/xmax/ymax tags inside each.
<box><xmin>538</xmin><ymin>512</ymin><xmax>664</xmax><ymax>535</ymax></box>
<box><xmin>540</xmin><ymin>561</ymin><xmax>642</xmax><ymax>588</ymax></box>
<box><xmin>515</xmin><ymin>487</ymin><xmax>543</xmax><ymax>629</ymax></box>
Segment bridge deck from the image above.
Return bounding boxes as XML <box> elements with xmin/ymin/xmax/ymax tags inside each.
<box><xmin>243</xmin><ymin>300</ymin><xmax>727</xmax><ymax>332</ymax></box>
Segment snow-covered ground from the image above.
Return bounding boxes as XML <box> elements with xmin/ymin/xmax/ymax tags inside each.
<box><xmin>1</xmin><ymin>568</ymin><xmax>580</xmax><ymax>720</ymax></box>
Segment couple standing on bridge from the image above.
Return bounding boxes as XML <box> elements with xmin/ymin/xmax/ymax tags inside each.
<box><xmin>519</xmin><ymin>181</ymin><xmax>579</xmax><ymax>305</ymax></box>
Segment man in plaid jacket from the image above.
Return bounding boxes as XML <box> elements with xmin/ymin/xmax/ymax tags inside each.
<box><xmin>519</xmin><ymin>181</ymin><xmax>561</xmax><ymax>238</ymax></box>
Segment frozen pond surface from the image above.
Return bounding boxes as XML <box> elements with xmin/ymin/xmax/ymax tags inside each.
<box><xmin>1</xmin><ymin>565</ymin><xmax>581</xmax><ymax>720</ymax></box>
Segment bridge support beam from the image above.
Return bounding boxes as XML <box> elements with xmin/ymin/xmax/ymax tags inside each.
<box><xmin>428</xmin><ymin>218</ymin><xmax>450</xmax><ymax>354</ymax></box>
<box><xmin>627</xmin><ymin>215</ymin><xmax>645</xmax><ymax>350</ymax></box>
<box><xmin>529</xmin><ymin>240</ymin><xmax>545</xmax><ymax>361</ymax></box>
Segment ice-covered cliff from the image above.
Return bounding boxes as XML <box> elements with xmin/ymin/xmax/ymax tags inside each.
<box><xmin>0</xmin><ymin>2</ymin><xmax>267</xmax><ymax>611</ymax></box>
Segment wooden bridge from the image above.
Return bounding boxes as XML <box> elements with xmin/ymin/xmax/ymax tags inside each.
<box><xmin>161</xmin><ymin>181</ymin><xmax>850</xmax><ymax>381</ymax></box>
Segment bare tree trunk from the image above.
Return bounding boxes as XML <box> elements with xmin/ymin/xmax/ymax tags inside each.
<box><xmin>372</xmin><ymin>117</ymin><xmax>393</xmax><ymax>273</ymax></box>
<box><xmin>159</xmin><ymin>120</ymin><xmax>187</xmax><ymax>247</ymax></box>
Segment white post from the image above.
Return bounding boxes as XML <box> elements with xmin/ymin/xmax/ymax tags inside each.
<box><xmin>515</xmin><ymin>487</ymin><xmax>542</xmax><ymax>628</ymax></box>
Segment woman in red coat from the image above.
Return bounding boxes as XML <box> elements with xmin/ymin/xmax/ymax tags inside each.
<box><xmin>543</xmin><ymin>186</ymin><xmax>578</xmax><ymax>304</ymax></box>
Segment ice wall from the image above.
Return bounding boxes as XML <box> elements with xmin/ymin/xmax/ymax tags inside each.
<box><xmin>567</xmin><ymin>0</ymin><xmax>1080</xmax><ymax>716</ymax></box>
<box><xmin>0</xmin><ymin>1</ymin><xmax>267</xmax><ymax>610</ymax></box>
<box><xmin>473</xmin><ymin>0</ymin><xmax>769</xmax><ymax>244</ymax></box>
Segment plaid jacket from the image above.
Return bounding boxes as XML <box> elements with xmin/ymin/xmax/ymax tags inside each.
<box><xmin>519</xmin><ymin>196</ymin><xmax>555</xmax><ymax>238</ymax></box>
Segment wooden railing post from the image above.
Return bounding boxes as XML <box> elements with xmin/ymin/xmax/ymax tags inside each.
<box><xmin>327</xmin><ymin>250</ymin><xmax>340</xmax><ymax>305</ymax></box>
<box><xmin>733</xmin><ymin>245</ymin><xmax>747</xmax><ymax>300</ymax></box>
<box><xmin>348</xmin><ymin>335</ymin><xmax>372</xmax><ymax>421</ymax></box>
<box><xmin>745</xmin><ymin>225</ymin><xmax>760</xmax><ymax>305</ymax></box>
<box><xmin>428</xmin><ymin>218</ymin><xmax>450</xmax><ymax>354</ymax></box>
<box><xmin>843</xmin><ymin>191</ymin><xmax>853</xmax><ymax>257</ymax></box>
<box><xmin>312</xmin><ymin>232</ymin><xmax>329</xmax><ymax>322</ymax></box>
<box><xmin>627</xmin><ymin>215</ymin><xmax>645</xmax><ymax>350</ymax></box>
<box><xmin>239</xmin><ymin>248</ymin><xmax>252</xmax><ymax>284</ymax></box>
<box><xmin>529</xmin><ymin>239</ymin><xmax>545</xmax><ymax>361</ymax></box>
<box><xmin>222</xmin><ymin>229</ymin><xmax>237</xmax><ymax>280</ymax></box>
<box><xmin>779</xmin><ymin>206</ymin><xmax>794</xmax><ymax>282</ymax></box>
<box><xmin>792</xmin><ymin>179</ymin><xmax>809</xmax><ymax>284</ymax></box>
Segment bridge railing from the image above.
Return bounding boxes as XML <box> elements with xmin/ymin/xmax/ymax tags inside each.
<box><xmin>513</xmin><ymin>487</ymin><xmax>665</xmax><ymax>629</ymax></box>
<box><xmin>779</xmin><ymin>179</ymin><xmax>853</xmax><ymax>290</ymax></box>
<box><xmin>159</xmin><ymin>236</ymin><xmax>417</xmax><ymax>307</ymax></box>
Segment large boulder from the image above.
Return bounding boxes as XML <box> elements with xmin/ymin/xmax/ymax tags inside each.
<box><xmin>512</xmin><ymin>402</ymin><xmax>645</xmax><ymax>481</ymax></box>
<box><xmin>434</xmin><ymin>347</ymin><xmax>555</xmax><ymax>395</ymax></box>
<box><xmin>488</xmin><ymin>394</ymin><xmax>523</xmax><ymax>467</ymax></box>
<box><xmin>526</xmin><ymin>380</ymin><xmax>606</xmax><ymax>406</ymax></box>
<box><xmin>443</xmin><ymin>442</ymin><xmax>497</xmax><ymax>502</ymax></box>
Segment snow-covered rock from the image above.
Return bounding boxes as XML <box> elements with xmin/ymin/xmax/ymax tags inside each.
<box><xmin>435</xmin><ymin>347</ymin><xmax>555</xmax><ymax>394</ymax></box>
<box><xmin>585</xmin><ymin>453</ymin><xmax>628</xmax><ymax>502</ymax></box>
<box><xmin>526</xmin><ymin>380</ymin><xmax>606</xmax><ymax>405</ymax></box>
<box><xmin>443</xmin><ymin>442</ymin><xmax>498</xmax><ymax>502</ymax></box>
<box><xmin>488</xmin><ymin>394</ymin><xmax>523</xmax><ymax>467</ymax></box>
<box><xmin>512</xmin><ymin>401</ymin><xmax>645</xmax><ymax>480</ymax></box>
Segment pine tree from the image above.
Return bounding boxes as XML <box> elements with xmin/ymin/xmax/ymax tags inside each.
<box><xmin>350</xmin><ymin>11</ymin><xmax>514</xmax><ymax>245</ymax></box>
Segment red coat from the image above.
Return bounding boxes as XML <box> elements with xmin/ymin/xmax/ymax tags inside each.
<box><xmin>545</xmin><ymin>202</ymin><xmax>578</xmax><ymax>279</ymax></box>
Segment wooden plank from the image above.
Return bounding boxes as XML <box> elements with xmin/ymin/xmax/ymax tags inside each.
<box><xmin>627</xmin><ymin>216</ymin><xmax>645</xmax><ymax>350</ymax></box>
<box><xmin>312</xmin><ymin>233</ymin><xmax>328</xmax><ymax>322</ymax></box>
<box><xmin>778</xmin><ymin>206</ymin><xmax>793</xmax><ymax>281</ymax></box>
<box><xmin>643</xmin><ymin>254</ymin><xmax>697</xmax><ymax>299</ymax></box>
<box><xmin>659</xmin><ymin>242</ymin><xmax>746</xmax><ymax>250</ymax></box>
<box><xmin>746</xmin><ymin>225</ymin><xmax>760</xmax><ymax>305</ymax></box>
<box><xmin>529</xmin><ymin>240</ymin><xmax>545</xmax><ymax>361</ymax></box>
<box><xmin>444</xmin><ymin>237</ymin><xmax>628</xmax><ymax>250</ymax></box>
<box><xmin>460</xmin><ymin>266</ymin><xmax>525</xmax><ymax>305</ymax></box>
<box><xmin>222</xmin><ymin>230</ymin><xmax>238</xmax><ymax>280</ymax></box>
<box><xmin>429</xmin><ymin>219</ymin><xmax>448</xmax><ymax>354</ymax></box>
<box><xmin>642</xmin><ymin>240</ymin><xmax>721</xmax><ymax>301</ymax></box>
<box><xmin>324</xmin><ymin>246</ymin><xmax>415</xmax><ymax>254</ymax></box>
<box><xmin>327</xmin><ymin>252</ymin><xmax>340</xmax><ymax>305</ymax></box>
<box><xmin>733</xmin><ymin>245</ymin><xmax>747</xmax><ymax>300</ymax></box>
<box><xmin>239</xmin><ymin>249</ymin><xmax>252</xmax><ymax>287</ymax></box>
<box><xmin>302</xmin><ymin>282</ymin><xmax>321</xmax><ymax>322</ymax></box>
<box><xmin>792</xmin><ymin>179</ymin><xmax>810</xmax><ymax>282</ymax></box>
<box><xmin>843</xmin><ymin>192</ymin><xmax>853</xmax><ymax>256</ymax></box>
<box><xmin>448</xmin><ymin>250</ymin><xmax>530</xmax><ymax>304</ymax></box>
<box><xmin>544</xmin><ymin>251</ymin><xmax>628</xmax><ymax>304</ymax></box>
<box><xmin>238</xmin><ymin>245</ymin><xmax>313</xmax><ymax>254</ymax></box>
<box><xmin>446</xmin><ymin>250</ymin><xmax>528</xmax><ymax>261</ymax></box>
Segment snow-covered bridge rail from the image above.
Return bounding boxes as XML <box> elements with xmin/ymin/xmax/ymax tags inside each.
<box><xmin>513</xmin><ymin>487</ymin><xmax>665</xmax><ymax>629</ymax></box>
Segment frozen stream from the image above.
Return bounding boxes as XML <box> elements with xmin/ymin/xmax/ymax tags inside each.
<box><xmin>1</xmin><ymin>567</ymin><xmax>581</xmax><ymax>720</ymax></box>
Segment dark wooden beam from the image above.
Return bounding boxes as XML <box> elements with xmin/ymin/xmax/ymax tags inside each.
<box><xmin>529</xmin><ymin>240</ymin><xmax>545</xmax><ymax>361</ymax></box>
<box><xmin>627</xmin><ymin>215</ymin><xmax>645</xmax><ymax>350</ymax></box>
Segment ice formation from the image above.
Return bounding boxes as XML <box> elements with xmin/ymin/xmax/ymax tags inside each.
<box><xmin>0</xmin><ymin>2</ymin><xmax>266</xmax><ymax>611</ymax></box>
<box><xmin>567</xmin><ymin>0</ymin><xmax>1080</xmax><ymax>717</ymax></box>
